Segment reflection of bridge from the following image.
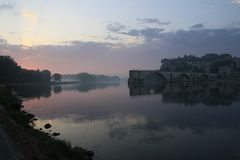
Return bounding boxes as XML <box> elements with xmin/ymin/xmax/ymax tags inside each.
<box><xmin>128</xmin><ymin>82</ymin><xmax>240</xmax><ymax>106</ymax></box>
<box><xmin>154</xmin><ymin>71</ymin><xmax>218</xmax><ymax>82</ymax></box>
<box><xmin>129</xmin><ymin>70</ymin><xmax>218</xmax><ymax>84</ymax></box>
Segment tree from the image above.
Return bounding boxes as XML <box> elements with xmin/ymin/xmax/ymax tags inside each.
<box><xmin>41</xmin><ymin>70</ymin><xmax>51</xmax><ymax>82</ymax></box>
<box><xmin>52</xmin><ymin>73</ymin><xmax>62</xmax><ymax>82</ymax></box>
<box><xmin>0</xmin><ymin>55</ymin><xmax>51</xmax><ymax>83</ymax></box>
<box><xmin>76</xmin><ymin>73</ymin><xmax>97</xmax><ymax>81</ymax></box>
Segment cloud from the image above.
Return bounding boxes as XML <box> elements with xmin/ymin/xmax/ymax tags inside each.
<box><xmin>1</xmin><ymin>26</ymin><xmax>240</xmax><ymax>76</ymax></box>
<box><xmin>106</xmin><ymin>21</ymin><xmax>168</xmax><ymax>42</ymax></box>
<box><xmin>121</xmin><ymin>28</ymin><xmax>165</xmax><ymax>41</ymax></box>
<box><xmin>0</xmin><ymin>38</ymin><xmax>8</xmax><ymax>45</ymax></box>
<box><xmin>105</xmin><ymin>35</ymin><xmax>120</xmax><ymax>41</ymax></box>
<box><xmin>0</xmin><ymin>2</ymin><xmax>14</xmax><ymax>10</ymax></box>
<box><xmin>22</xmin><ymin>10</ymin><xmax>38</xmax><ymax>23</ymax></box>
<box><xmin>13</xmin><ymin>12</ymin><xmax>20</xmax><ymax>15</ymax></box>
<box><xmin>106</xmin><ymin>23</ymin><xmax>165</xmax><ymax>41</ymax></box>
<box><xmin>190</xmin><ymin>23</ymin><xmax>205</xmax><ymax>29</ymax></box>
<box><xmin>231</xmin><ymin>21</ymin><xmax>240</xmax><ymax>27</ymax></box>
<box><xmin>159</xmin><ymin>28</ymin><xmax>240</xmax><ymax>51</ymax></box>
<box><xmin>137</xmin><ymin>18</ymin><xmax>171</xmax><ymax>25</ymax></box>
<box><xmin>107</xmin><ymin>23</ymin><xmax>126</xmax><ymax>33</ymax></box>
<box><xmin>66</xmin><ymin>41</ymin><xmax>113</xmax><ymax>49</ymax></box>
<box><xmin>8</xmin><ymin>32</ymin><xmax>15</xmax><ymax>34</ymax></box>
<box><xmin>232</xmin><ymin>0</ymin><xmax>240</xmax><ymax>4</ymax></box>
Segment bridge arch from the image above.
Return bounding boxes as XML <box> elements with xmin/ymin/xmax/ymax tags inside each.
<box><xmin>177</xmin><ymin>73</ymin><xmax>191</xmax><ymax>82</ymax></box>
<box><xmin>153</xmin><ymin>72</ymin><xmax>167</xmax><ymax>83</ymax></box>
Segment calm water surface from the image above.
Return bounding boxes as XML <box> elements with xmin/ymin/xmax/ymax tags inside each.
<box><xmin>14</xmin><ymin>81</ymin><xmax>240</xmax><ymax>160</ymax></box>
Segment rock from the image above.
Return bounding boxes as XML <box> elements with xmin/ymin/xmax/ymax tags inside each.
<box><xmin>44</xmin><ymin>123</ymin><xmax>52</xmax><ymax>129</ymax></box>
<box><xmin>52</xmin><ymin>132</ymin><xmax>60</xmax><ymax>137</ymax></box>
<box><xmin>26</xmin><ymin>113</ymin><xmax>35</xmax><ymax>119</ymax></box>
<box><xmin>86</xmin><ymin>151</ymin><xmax>94</xmax><ymax>157</ymax></box>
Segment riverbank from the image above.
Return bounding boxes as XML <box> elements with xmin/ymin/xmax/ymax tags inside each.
<box><xmin>0</xmin><ymin>86</ymin><xmax>94</xmax><ymax>160</ymax></box>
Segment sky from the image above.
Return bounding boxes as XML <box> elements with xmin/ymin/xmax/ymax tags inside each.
<box><xmin>1</xmin><ymin>0</ymin><xmax>240</xmax><ymax>77</ymax></box>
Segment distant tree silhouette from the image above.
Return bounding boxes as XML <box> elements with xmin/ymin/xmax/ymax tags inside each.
<box><xmin>52</xmin><ymin>73</ymin><xmax>62</xmax><ymax>82</ymax></box>
<box><xmin>63</xmin><ymin>72</ymin><xmax>120</xmax><ymax>82</ymax></box>
<box><xmin>0</xmin><ymin>55</ymin><xmax>51</xmax><ymax>83</ymax></box>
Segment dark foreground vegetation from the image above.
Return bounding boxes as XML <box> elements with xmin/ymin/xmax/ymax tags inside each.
<box><xmin>0</xmin><ymin>86</ymin><xmax>94</xmax><ymax>160</ymax></box>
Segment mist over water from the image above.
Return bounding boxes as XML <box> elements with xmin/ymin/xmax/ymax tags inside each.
<box><xmin>14</xmin><ymin>82</ymin><xmax>240</xmax><ymax>160</ymax></box>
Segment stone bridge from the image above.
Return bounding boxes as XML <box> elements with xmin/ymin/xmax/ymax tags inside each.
<box><xmin>129</xmin><ymin>70</ymin><xmax>218</xmax><ymax>84</ymax></box>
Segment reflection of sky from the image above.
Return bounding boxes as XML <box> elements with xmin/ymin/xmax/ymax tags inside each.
<box><xmin>22</xmin><ymin>83</ymin><xmax>240</xmax><ymax>160</ymax></box>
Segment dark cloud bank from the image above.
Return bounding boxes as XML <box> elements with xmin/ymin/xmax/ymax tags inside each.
<box><xmin>190</xmin><ymin>23</ymin><xmax>205</xmax><ymax>29</ymax></box>
<box><xmin>1</xmin><ymin>26</ymin><xmax>240</xmax><ymax>76</ymax></box>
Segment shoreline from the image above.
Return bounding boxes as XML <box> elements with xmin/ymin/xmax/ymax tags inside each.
<box><xmin>0</xmin><ymin>86</ymin><xmax>94</xmax><ymax>160</ymax></box>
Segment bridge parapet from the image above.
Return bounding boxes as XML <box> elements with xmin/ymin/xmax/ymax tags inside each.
<box><xmin>129</xmin><ymin>70</ymin><xmax>218</xmax><ymax>84</ymax></box>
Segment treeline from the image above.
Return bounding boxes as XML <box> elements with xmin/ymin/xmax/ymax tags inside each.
<box><xmin>63</xmin><ymin>73</ymin><xmax>120</xmax><ymax>82</ymax></box>
<box><xmin>0</xmin><ymin>56</ymin><xmax>51</xmax><ymax>83</ymax></box>
<box><xmin>160</xmin><ymin>53</ymin><xmax>240</xmax><ymax>73</ymax></box>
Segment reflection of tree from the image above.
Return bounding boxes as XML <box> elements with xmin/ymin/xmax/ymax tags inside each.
<box><xmin>129</xmin><ymin>82</ymin><xmax>240</xmax><ymax>106</ymax></box>
<box><xmin>61</xmin><ymin>82</ymin><xmax>120</xmax><ymax>93</ymax></box>
<box><xmin>53</xmin><ymin>85</ymin><xmax>62</xmax><ymax>94</ymax></box>
<box><xmin>52</xmin><ymin>73</ymin><xmax>62</xmax><ymax>82</ymax></box>
<box><xmin>13</xmin><ymin>84</ymin><xmax>51</xmax><ymax>99</ymax></box>
<box><xmin>14</xmin><ymin>82</ymin><xmax>120</xmax><ymax>100</ymax></box>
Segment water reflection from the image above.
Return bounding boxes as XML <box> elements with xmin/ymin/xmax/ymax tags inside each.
<box><xmin>13</xmin><ymin>81</ymin><xmax>120</xmax><ymax>99</ymax></box>
<box><xmin>53</xmin><ymin>85</ymin><xmax>62</xmax><ymax>94</ymax></box>
<box><xmin>13</xmin><ymin>84</ymin><xmax>51</xmax><ymax>99</ymax></box>
<box><xmin>129</xmin><ymin>82</ymin><xmax>240</xmax><ymax>106</ymax></box>
<box><xmin>16</xmin><ymin>82</ymin><xmax>240</xmax><ymax>160</ymax></box>
<box><xmin>60</xmin><ymin>82</ymin><xmax>120</xmax><ymax>93</ymax></box>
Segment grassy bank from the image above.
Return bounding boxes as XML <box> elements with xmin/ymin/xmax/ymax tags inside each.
<box><xmin>0</xmin><ymin>86</ymin><xmax>94</xmax><ymax>160</ymax></box>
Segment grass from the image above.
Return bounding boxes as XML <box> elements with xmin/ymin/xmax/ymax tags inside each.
<box><xmin>30</xmin><ymin>128</ymin><xmax>93</xmax><ymax>160</ymax></box>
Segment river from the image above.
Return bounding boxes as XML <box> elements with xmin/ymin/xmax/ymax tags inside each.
<box><xmin>13</xmin><ymin>81</ymin><xmax>240</xmax><ymax>160</ymax></box>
